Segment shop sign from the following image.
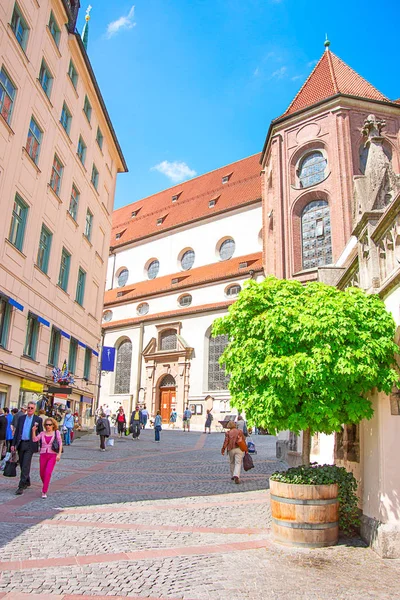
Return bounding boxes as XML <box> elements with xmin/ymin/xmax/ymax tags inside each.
<box><xmin>81</xmin><ymin>395</ymin><xmax>93</xmax><ymax>404</ymax></box>
<box><xmin>54</xmin><ymin>396</ymin><xmax>67</xmax><ymax>406</ymax></box>
<box><xmin>21</xmin><ymin>379</ymin><xmax>44</xmax><ymax>393</ymax></box>
<box><xmin>47</xmin><ymin>386</ymin><xmax>72</xmax><ymax>394</ymax></box>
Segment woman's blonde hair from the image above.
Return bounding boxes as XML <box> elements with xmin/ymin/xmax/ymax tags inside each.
<box><xmin>44</xmin><ymin>417</ymin><xmax>58</xmax><ymax>430</ymax></box>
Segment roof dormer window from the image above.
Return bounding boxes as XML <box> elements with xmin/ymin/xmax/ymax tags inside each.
<box><xmin>157</xmin><ymin>215</ymin><xmax>167</xmax><ymax>226</ymax></box>
<box><xmin>222</xmin><ymin>173</ymin><xmax>232</xmax><ymax>184</ymax></box>
<box><xmin>131</xmin><ymin>211</ymin><xmax>137</xmax><ymax>217</ymax></box>
<box><xmin>115</xmin><ymin>233</ymin><xmax>121</xmax><ymax>239</ymax></box>
<box><xmin>239</xmin><ymin>262</ymin><xmax>248</xmax><ymax>269</ymax></box>
<box><xmin>172</xmin><ymin>195</ymin><xmax>178</xmax><ymax>203</ymax></box>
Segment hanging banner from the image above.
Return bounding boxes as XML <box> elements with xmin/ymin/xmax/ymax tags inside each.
<box><xmin>101</xmin><ymin>347</ymin><xmax>116</xmax><ymax>372</ymax></box>
<box><xmin>20</xmin><ymin>379</ymin><xmax>44</xmax><ymax>393</ymax></box>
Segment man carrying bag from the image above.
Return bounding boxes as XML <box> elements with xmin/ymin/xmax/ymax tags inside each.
<box><xmin>11</xmin><ymin>402</ymin><xmax>43</xmax><ymax>494</ymax></box>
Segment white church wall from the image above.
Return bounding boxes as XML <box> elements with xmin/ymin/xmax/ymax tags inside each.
<box><xmin>107</xmin><ymin>204</ymin><xmax>262</xmax><ymax>289</ymax></box>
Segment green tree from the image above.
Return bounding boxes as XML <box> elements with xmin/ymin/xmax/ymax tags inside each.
<box><xmin>213</xmin><ymin>277</ymin><xmax>398</xmax><ymax>462</ymax></box>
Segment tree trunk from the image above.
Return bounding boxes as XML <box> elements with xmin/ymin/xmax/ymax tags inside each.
<box><xmin>302</xmin><ymin>428</ymin><xmax>311</xmax><ymax>465</ymax></box>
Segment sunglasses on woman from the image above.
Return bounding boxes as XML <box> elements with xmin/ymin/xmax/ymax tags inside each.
<box><xmin>45</xmin><ymin>422</ymin><xmax>53</xmax><ymax>427</ymax></box>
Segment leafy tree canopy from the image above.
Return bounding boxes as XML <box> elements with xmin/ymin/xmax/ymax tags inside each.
<box><xmin>212</xmin><ymin>277</ymin><xmax>398</xmax><ymax>434</ymax></box>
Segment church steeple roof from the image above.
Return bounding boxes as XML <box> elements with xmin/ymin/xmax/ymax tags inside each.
<box><xmin>282</xmin><ymin>48</ymin><xmax>389</xmax><ymax>117</ymax></box>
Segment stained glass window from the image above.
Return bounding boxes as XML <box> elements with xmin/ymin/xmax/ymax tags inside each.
<box><xmin>208</xmin><ymin>334</ymin><xmax>230</xmax><ymax>390</ymax></box>
<box><xmin>301</xmin><ymin>200</ymin><xmax>332</xmax><ymax>270</ymax></box>
<box><xmin>114</xmin><ymin>339</ymin><xmax>132</xmax><ymax>394</ymax></box>
<box><xmin>298</xmin><ymin>152</ymin><xmax>327</xmax><ymax>188</ymax></box>
<box><xmin>160</xmin><ymin>329</ymin><xmax>177</xmax><ymax>351</ymax></box>
<box><xmin>181</xmin><ymin>250</ymin><xmax>195</xmax><ymax>270</ymax></box>
<box><xmin>219</xmin><ymin>238</ymin><xmax>235</xmax><ymax>260</ymax></box>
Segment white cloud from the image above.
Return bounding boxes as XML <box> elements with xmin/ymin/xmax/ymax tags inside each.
<box><xmin>271</xmin><ymin>66</ymin><xmax>287</xmax><ymax>79</ymax></box>
<box><xmin>151</xmin><ymin>161</ymin><xmax>197</xmax><ymax>183</ymax></box>
<box><xmin>291</xmin><ymin>75</ymin><xmax>303</xmax><ymax>81</ymax></box>
<box><xmin>307</xmin><ymin>59</ymin><xmax>318</xmax><ymax>67</ymax></box>
<box><xmin>253</xmin><ymin>67</ymin><xmax>260</xmax><ymax>77</ymax></box>
<box><xmin>106</xmin><ymin>5</ymin><xmax>136</xmax><ymax>39</ymax></box>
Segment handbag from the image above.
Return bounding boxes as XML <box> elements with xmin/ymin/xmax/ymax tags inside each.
<box><xmin>237</xmin><ymin>435</ymin><xmax>248</xmax><ymax>453</ymax></box>
<box><xmin>3</xmin><ymin>461</ymin><xmax>17</xmax><ymax>477</ymax></box>
<box><xmin>243</xmin><ymin>452</ymin><xmax>254</xmax><ymax>471</ymax></box>
<box><xmin>51</xmin><ymin>431</ymin><xmax>60</xmax><ymax>453</ymax></box>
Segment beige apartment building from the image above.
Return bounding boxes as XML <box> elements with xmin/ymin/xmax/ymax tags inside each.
<box><xmin>0</xmin><ymin>0</ymin><xmax>127</xmax><ymax>423</ymax></box>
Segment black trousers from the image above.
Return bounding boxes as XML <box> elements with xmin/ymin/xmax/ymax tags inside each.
<box><xmin>131</xmin><ymin>422</ymin><xmax>140</xmax><ymax>438</ymax></box>
<box><xmin>117</xmin><ymin>421</ymin><xmax>125</xmax><ymax>434</ymax></box>
<box><xmin>100</xmin><ymin>435</ymin><xmax>106</xmax><ymax>450</ymax></box>
<box><xmin>18</xmin><ymin>441</ymin><xmax>34</xmax><ymax>488</ymax></box>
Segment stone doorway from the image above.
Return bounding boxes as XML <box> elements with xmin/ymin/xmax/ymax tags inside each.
<box><xmin>159</xmin><ymin>374</ymin><xmax>177</xmax><ymax>423</ymax></box>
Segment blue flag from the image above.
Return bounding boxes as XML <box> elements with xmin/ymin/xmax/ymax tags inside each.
<box><xmin>101</xmin><ymin>347</ymin><xmax>116</xmax><ymax>372</ymax></box>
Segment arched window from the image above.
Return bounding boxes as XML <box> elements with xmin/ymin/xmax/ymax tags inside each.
<box><xmin>159</xmin><ymin>374</ymin><xmax>176</xmax><ymax>388</ymax></box>
<box><xmin>137</xmin><ymin>302</ymin><xmax>149</xmax><ymax>316</ymax></box>
<box><xmin>114</xmin><ymin>339</ymin><xmax>132</xmax><ymax>394</ymax></box>
<box><xmin>219</xmin><ymin>238</ymin><xmax>235</xmax><ymax>260</ymax></box>
<box><xmin>208</xmin><ymin>334</ymin><xmax>230</xmax><ymax>390</ymax></box>
<box><xmin>178</xmin><ymin>294</ymin><xmax>192</xmax><ymax>307</ymax></box>
<box><xmin>147</xmin><ymin>259</ymin><xmax>159</xmax><ymax>280</ymax></box>
<box><xmin>117</xmin><ymin>268</ymin><xmax>129</xmax><ymax>287</ymax></box>
<box><xmin>160</xmin><ymin>329</ymin><xmax>177</xmax><ymax>351</ymax></box>
<box><xmin>225</xmin><ymin>284</ymin><xmax>241</xmax><ymax>298</ymax></box>
<box><xmin>102</xmin><ymin>310</ymin><xmax>113</xmax><ymax>322</ymax></box>
<box><xmin>181</xmin><ymin>249</ymin><xmax>195</xmax><ymax>270</ymax></box>
<box><xmin>301</xmin><ymin>200</ymin><xmax>332</xmax><ymax>270</ymax></box>
<box><xmin>298</xmin><ymin>152</ymin><xmax>327</xmax><ymax>188</ymax></box>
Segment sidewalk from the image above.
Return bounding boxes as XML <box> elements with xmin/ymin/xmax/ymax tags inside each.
<box><xmin>0</xmin><ymin>431</ymin><xmax>399</xmax><ymax>599</ymax></box>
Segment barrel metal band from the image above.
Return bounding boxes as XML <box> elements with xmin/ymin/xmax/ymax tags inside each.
<box><xmin>272</xmin><ymin>517</ymin><xmax>338</xmax><ymax>530</ymax></box>
<box><xmin>270</xmin><ymin>494</ymin><xmax>338</xmax><ymax>506</ymax></box>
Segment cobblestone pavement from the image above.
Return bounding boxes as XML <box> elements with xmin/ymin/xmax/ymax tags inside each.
<box><xmin>0</xmin><ymin>429</ymin><xmax>399</xmax><ymax>600</ymax></box>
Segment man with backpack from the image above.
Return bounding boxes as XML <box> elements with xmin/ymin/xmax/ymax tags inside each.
<box><xmin>182</xmin><ymin>406</ymin><xmax>192</xmax><ymax>432</ymax></box>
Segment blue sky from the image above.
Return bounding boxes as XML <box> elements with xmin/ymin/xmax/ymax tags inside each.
<box><xmin>79</xmin><ymin>0</ymin><xmax>399</xmax><ymax>209</ymax></box>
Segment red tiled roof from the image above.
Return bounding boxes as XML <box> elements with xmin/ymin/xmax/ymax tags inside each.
<box><xmin>103</xmin><ymin>301</ymin><xmax>234</xmax><ymax>330</ymax></box>
<box><xmin>282</xmin><ymin>50</ymin><xmax>389</xmax><ymax>117</ymax></box>
<box><xmin>111</xmin><ymin>154</ymin><xmax>262</xmax><ymax>248</ymax></box>
<box><xmin>104</xmin><ymin>252</ymin><xmax>263</xmax><ymax>306</ymax></box>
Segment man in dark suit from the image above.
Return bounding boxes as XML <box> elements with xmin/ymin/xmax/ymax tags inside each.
<box><xmin>11</xmin><ymin>401</ymin><xmax>42</xmax><ymax>495</ymax></box>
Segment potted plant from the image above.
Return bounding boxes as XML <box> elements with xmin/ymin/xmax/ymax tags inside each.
<box><xmin>269</xmin><ymin>463</ymin><xmax>359</xmax><ymax>547</ymax></box>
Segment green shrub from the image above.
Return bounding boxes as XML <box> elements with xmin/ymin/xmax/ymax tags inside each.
<box><xmin>270</xmin><ymin>463</ymin><xmax>359</xmax><ymax>534</ymax></box>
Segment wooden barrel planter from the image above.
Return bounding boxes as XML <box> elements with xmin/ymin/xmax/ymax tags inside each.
<box><xmin>270</xmin><ymin>480</ymin><xmax>339</xmax><ymax>548</ymax></box>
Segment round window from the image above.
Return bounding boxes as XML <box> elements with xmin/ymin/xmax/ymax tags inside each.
<box><xmin>181</xmin><ymin>250</ymin><xmax>195</xmax><ymax>270</ymax></box>
<box><xmin>219</xmin><ymin>238</ymin><xmax>235</xmax><ymax>260</ymax></box>
<box><xmin>137</xmin><ymin>303</ymin><xmax>149</xmax><ymax>316</ymax></box>
<box><xmin>226</xmin><ymin>284</ymin><xmax>241</xmax><ymax>298</ymax></box>
<box><xmin>102</xmin><ymin>310</ymin><xmax>113</xmax><ymax>322</ymax></box>
<box><xmin>178</xmin><ymin>294</ymin><xmax>192</xmax><ymax>307</ymax></box>
<box><xmin>117</xmin><ymin>268</ymin><xmax>129</xmax><ymax>287</ymax></box>
<box><xmin>147</xmin><ymin>260</ymin><xmax>159</xmax><ymax>280</ymax></box>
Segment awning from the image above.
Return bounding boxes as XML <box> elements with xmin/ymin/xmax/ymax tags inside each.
<box><xmin>9</xmin><ymin>298</ymin><xmax>24</xmax><ymax>311</ymax></box>
<box><xmin>37</xmin><ymin>316</ymin><xmax>50</xmax><ymax>327</ymax></box>
<box><xmin>78</xmin><ymin>341</ymin><xmax>86</xmax><ymax>348</ymax></box>
<box><xmin>60</xmin><ymin>330</ymin><xmax>71</xmax><ymax>339</ymax></box>
<box><xmin>92</xmin><ymin>350</ymin><xmax>99</xmax><ymax>356</ymax></box>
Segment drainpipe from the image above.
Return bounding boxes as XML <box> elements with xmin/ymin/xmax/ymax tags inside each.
<box><xmin>109</xmin><ymin>250</ymin><xmax>116</xmax><ymax>290</ymax></box>
<box><xmin>95</xmin><ymin>328</ymin><xmax>105</xmax><ymax>415</ymax></box>
<box><xmin>133</xmin><ymin>321</ymin><xmax>144</xmax><ymax>414</ymax></box>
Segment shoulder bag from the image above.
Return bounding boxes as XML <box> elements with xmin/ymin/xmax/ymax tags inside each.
<box><xmin>243</xmin><ymin>452</ymin><xmax>254</xmax><ymax>471</ymax></box>
<box><xmin>51</xmin><ymin>431</ymin><xmax>61</xmax><ymax>453</ymax></box>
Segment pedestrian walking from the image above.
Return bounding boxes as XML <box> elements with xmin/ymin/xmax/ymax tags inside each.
<box><xmin>130</xmin><ymin>406</ymin><xmax>143</xmax><ymax>440</ymax></box>
<box><xmin>182</xmin><ymin>406</ymin><xmax>192</xmax><ymax>432</ymax></box>
<box><xmin>12</xmin><ymin>405</ymin><xmax>26</xmax><ymax>432</ymax></box>
<box><xmin>116</xmin><ymin>407</ymin><xmax>126</xmax><ymax>437</ymax></box>
<box><xmin>169</xmin><ymin>409</ymin><xmax>177</xmax><ymax>429</ymax></box>
<box><xmin>221</xmin><ymin>421</ymin><xmax>247</xmax><ymax>484</ymax></box>
<box><xmin>236</xmin><ymin>414</ymin><xmax>248</xmax><ymax>437</ymax></box>
<box><xmin>11</xmin><ymin>401</ymin><xmax>43</xmax><ymax>495</ymax></box>
<box><xmin>4</xmin><ymin>408</ymin><xmax>13</xmax><ymax>451</ymax></box>
<box><xmin>96</xmin><ymin>412</ymin><xmax>111</xmax><ymax>451</ymax></box>
<box><xmin>38</xmin><ymin>409</ymin><xmax>46</xmax><ymax>427</ymax></box>
<box><xmin>204</xmin><ymin>409</ymin><xmax>213</xmax><ymax>434</ymax></box>
<box><xmin>0</xmin><ymin>409</ymin><xmax>7</xmax><ymax>459</ymax></box>
<box><xmin>154</xmin><ymin>410</ymin><xmax>162</xmax><ymax>443</ymax></box>
<box><xmin>141</xmin><ymin>405</ymin><xmax>149</xmax><ymax>429</ymax></box>
<box><xmin>62</xmin><ymin>409</ymin><xmax>74</xmax><ymax>445</ymax></box>
<box><xmin>31</xmin><ymin>417</ymin><xmax>62</xmax><ymax>498</ymax></box>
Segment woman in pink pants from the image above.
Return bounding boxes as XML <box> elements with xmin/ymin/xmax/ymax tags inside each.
<box><xmin>32</xmin><ymin>417</ymin><xmax>62</xmax><ymax>498</ymax></box>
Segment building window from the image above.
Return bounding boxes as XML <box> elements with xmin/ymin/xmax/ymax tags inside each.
<box><xmin>137</xmin><ymin>303</ymin><xmax>149</xmax><ymax>316</ymax></box>
<box><xmin>117</xmin><ymin>269</ymin><xmax>129</xmax><ymax>287</ymax></box>
<box><xmin>96</xmin><ymin>127</ymin><xmax>103</xmax><ymax>150</ymax></box>
<box><xmin>9</xmin><ymin>194</ymin><xmax>28</xmax><ymax>252</ymax></box>
<box><xmin>178</xmin><ymin>294</ymin><xmax>192</xmax><ymax>307</ymax></box>
<box><xmin>102</xmin><ymin>310</ymin><xmax>113</xmax><ymax>322</ymax></box>
<box><xmin>225</xmin><ymin>284</ymin><xmax>241</xmax><ymax>298</ymax></box>
<box><xmin>37</xmin><ymin>224</ymin><xmax>52</xmax><ymax>274</ymax></box>
<box><xmin>68</xmin><ymin>185</ymin><xmax>79</xmax><ymax>221</ymax></box>
<box><xmin>60</xmin><ymin>102</ymin><xmax>72</xmax><ymax>135</ymax></box>
<box><xmin>160</xmin><ymin>329</ymin><xmax>177</xmax><ymax>351</ymax></box>
<box><xmin>208</xmin><ymin>334</ymin><xmax>230</xmax><ymax>390</ymax></box>
<box><xmin>26</xmin><ymin>117</ymin><xmax>42</xmax><ymax>164</ymax></box>
<box><xmin>219</xmin><ymin>238</ymin><xmax>235</xmax><ymax>261</ymax></box>
<box><xmin>83</xmin><ymin>95</ymin><xmax>92</xmax><ymax>122</ymax></box>
<box><xmin>48</xmin><ymin>11</ymin><xmax>60</xmax><ymax>47</ymax></box>
<box><xmin>160</xmin><ymin>374</ymin><xmax>176</xmax><ymax>387</ymax></box>
<box><xmin>298</xmin><ymin>151</ymin><xmax>327</xmax><ymax>188</ymax></box>
<box><xmin>68</xmin><ymin>60</ymin><xmax>78</xmax><ymax>88</ymax></box>
<box><xmin>68</xmin><ymin>337</ymin><xmax>78</xmax><ymax>373</ymax></box>
<box><xmin>48</xmin><ymin>326</ymin><xmax>60</xmax><ymax>366</ymax></box>
<box><xmin>0</xmin><ymin>295</ymin><xmax>12</xmax><ymax>349</ymax></box>
<box><xmin>75</xmin><ymin>268</ymin><xmax>86</xmax><ymax>306</ymax></box>
<box><xmin>301</xmin><ymin>200</ymin><xmax>332</xmax><ymax>270</ymax></box>
<box><xmin>11</xmin><ymin>3</ymin><xmax>29</xmax><ymax>51</ymax></box>
<box><xmin>0</xmin><ymin>68</ymin><xmax>16</xmax><ymax>125</ymax></box>
<box><xmin>58</xmin><ymin>247</ymin><xmax>71</xmax><ymax>291</ymax></box>
<box><xmin>114</xmin><ymin>339</ymin><xmax>132</xmax><ymax>394</ymax></box>
<box><xmin>49</xmin><ymin>154</ymin><xmax>63</xmax><ymax>195</ymax></box>
<box><xmin>181</xmin><ymin>249</ymin><xmax>195</xmax><ymax>270</ymax></box>
<box><xmin>24</xmin><ymin>313</ymin><xmax>39</xmax><ymax>359</ymax></box>
<box><xmin>91</xmin><ymin>163</ymin><xmax>99</xmax><ymax>190</ymax></box>
<box><xmin>38</xmin><ymin>60</ymin><xmax>53</xmax><ymax>98</ymax></box>
<box><xmin>84</xmin><ymin>347</ymin><xmax>91</xmax><ymax>379</ymax></box>
<box><xmin>77</xmin><ymin>136</ymin><xmax>86</xmax><ymax>165</ymax></box>
<box><xmin>147</xmin><ymin>259</ymin><xmax>159</xmax><ymax>280</ymax></box>
<box><xmin>85</xmin><ymin>209</ymin><xmax>93</xmax><ymax>241</ymax></box>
